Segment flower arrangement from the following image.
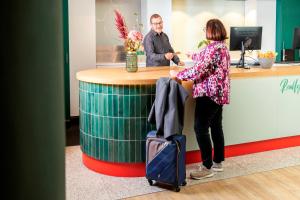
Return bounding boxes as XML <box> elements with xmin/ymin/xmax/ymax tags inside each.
<box><xmin>257</xmin><ymin>51</ymin><xmax>277</xmax><ymax>69</ymax></box>
<box><xmin>258</xmin><ymin>51</ymin><xmax>277</xmax><ymax>59</ymax></box>
<box><xmin>114</xmin><ymin>10</ymin><xmax>143</xmax><ymax>52</ymax></box>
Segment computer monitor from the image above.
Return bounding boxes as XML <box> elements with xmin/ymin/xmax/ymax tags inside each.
<box><xmin>293</xmin><ymin>27</ymin><xmax>300</xmax><ymax>49</ymax></box>
<box><xmin>230</xmin><ymin>26</ymin><xmax>262</xmax><ymax>68</ymax></box>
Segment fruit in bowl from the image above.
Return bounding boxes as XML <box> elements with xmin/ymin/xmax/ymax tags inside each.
<box><xmin>257</xmin><ymin>51</ymin><xmax>277</xmax><ymax>69</ymax></box>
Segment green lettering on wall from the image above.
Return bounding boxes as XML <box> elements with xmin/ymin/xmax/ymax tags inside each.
<box><xmin>280</xmin><ymin>79</ymin><xmax>300</xmax><ymax>94</ymax></box>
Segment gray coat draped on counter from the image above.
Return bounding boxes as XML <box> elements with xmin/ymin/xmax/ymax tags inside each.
<box><xmin>148</xmin><ymin>77</ymin><xmax>189</xmax><ymax>139</ymax></box>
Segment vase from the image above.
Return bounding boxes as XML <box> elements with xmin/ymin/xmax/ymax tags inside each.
<box><xmin>126</xmin><ymin>51</ymin><xmax>138</xmax><ymax>72</ymax></box>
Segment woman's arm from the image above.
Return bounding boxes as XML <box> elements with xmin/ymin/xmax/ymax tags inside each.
<box><xmin>176</xmin><ymin>46</ymin><xmax>215</xmax><ymax>81</ymax></box>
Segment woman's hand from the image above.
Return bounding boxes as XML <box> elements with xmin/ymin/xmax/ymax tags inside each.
<box><xmin>169</xmin><ymin>70</ymin><xmax>178</xmax><ymax>78</ymax></box>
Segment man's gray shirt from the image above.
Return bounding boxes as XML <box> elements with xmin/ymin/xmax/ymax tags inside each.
<box><xmin>143</xmin><ymin>30</ymin><xmax>180</xmax><ymax>67</ymax></box>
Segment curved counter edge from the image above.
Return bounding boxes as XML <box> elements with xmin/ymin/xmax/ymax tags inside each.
<box><xmin>76</xmin><ymin>66</ymin><xmax>300</xmax><ymax>85</ymax></box>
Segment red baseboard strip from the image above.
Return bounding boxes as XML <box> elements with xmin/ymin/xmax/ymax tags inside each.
<box><xmin>83</xmin><ymin>135</ymin><xmax>300</xmax><ymax>177</ymax></box>
<box><xmin>186</xmin><ymin>135</ymin><xmax>300</xmax><ymax>164</ymax></box>
<box><xmin>82</xmin><ymin>154</ymin><xmax>146</xmax><ymax>177</ymax></box>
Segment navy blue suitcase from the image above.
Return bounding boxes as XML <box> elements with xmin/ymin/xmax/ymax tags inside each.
<box><xmin>145</xmin><ymin>131</ymin><xmax>187</xmax><ymax>192</ymax></box>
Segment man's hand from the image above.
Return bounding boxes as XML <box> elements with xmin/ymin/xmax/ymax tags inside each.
<box><xmin>165</xmin><ymin>52</ymin><xmax>174</xmax><ymax>60</ymax></box>
<box><xmin>186</xmin><ymin>51</ymin><xmax>193</xmax><ymax>59</ymax></box>
<box><xmin>178</xmin><ymin>61</ymin><xmax>185</xmax><ymax>66</ymax></box>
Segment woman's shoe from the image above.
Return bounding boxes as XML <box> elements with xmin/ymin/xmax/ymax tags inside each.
<box><xmin>212</xmin><ymin>162</ymin><xmax>223</xmax><ymax>172</ymax></box>
<box><xmin>190</xmin><ymin>165</ymin><xmax>214</xmax><ymax>180</ymax></box>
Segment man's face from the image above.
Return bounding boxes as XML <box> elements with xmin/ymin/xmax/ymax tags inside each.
<box><xmin>151</xmin><ymin>17</ymin><xmax>163</xmax><ymax>34</ymax></box>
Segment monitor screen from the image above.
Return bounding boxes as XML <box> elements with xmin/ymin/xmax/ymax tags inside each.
<box><xmin>293</xmin><ymin>27</ymin><xmax>300</xmax><ymax>49</ymax></box>
<box><xmin>230</xmin><ymin>27</ymin><xmax>262</xmax><ymax>51</ymax></box>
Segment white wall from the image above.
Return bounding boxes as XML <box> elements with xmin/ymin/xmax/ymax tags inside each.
<box><xmin>257</xmin><ymin>0</ymin><xmax>276</xmax><ymax>52</ymax></box>
<box><xmin>69</xmin><ymin>0</ymin><xmax>96</xmax><ymax>116</ymax></box>
<box><xmin>141</xmin><ymin>0</ymin><xmax>172</xmax><ymax>38</ymax></box>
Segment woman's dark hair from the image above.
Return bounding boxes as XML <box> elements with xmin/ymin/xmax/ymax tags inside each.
<box><xmin>206</xmin><ymin>19</ymin><xmax>228</xmax><ymax>41</ymax></box>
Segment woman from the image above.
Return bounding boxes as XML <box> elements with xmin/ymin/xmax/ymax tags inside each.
<box><xmin>170</xmin><ymin>19</ymin><xmax>230</xmax><ymax>180</ymax></box>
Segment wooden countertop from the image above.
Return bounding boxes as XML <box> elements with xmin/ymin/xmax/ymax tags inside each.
<box><xmin>76</xmin><ymin>65</ymin><xmax>300</xmax><ymax>85</ymax></box>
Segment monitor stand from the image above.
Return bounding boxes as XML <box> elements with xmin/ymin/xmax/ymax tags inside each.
<box><xmin>236</xmin><ymin>41</ymin><xmax>250</xmax><ymax>69</ymax></box>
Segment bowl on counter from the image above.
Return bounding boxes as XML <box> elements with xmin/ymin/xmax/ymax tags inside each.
<box><xmin>258</xmin><ymin>58</ymin><xmax>275</xmax><ymax>69</ymax></box>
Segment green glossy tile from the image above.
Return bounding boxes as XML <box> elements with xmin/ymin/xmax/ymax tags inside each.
<box><xmin>94</xmin><ymin>93</ymin><xmax>99</xmax><ymax>114</ymax></box>
<box><xmin>88</xmin><ymin>114</ymin><xmax>92</xmax><ymax>134</ymax></box>
<box><xmin>94</xmin><ymin>83</ymin><xmax>100</xmax><ymax>93</ymax></box>
<box><xmin>103</xmin><ymin>139</ymin><xmax>108</xmax><ymax>160</ymax></box>
<box><xmin>108</xmin><ymin>118</ymin><xmax>113</xmax><ymax>139</ymax></box>
<box><xmin>141</xmin><ymin>118</ymin><xmax>147</xmax><ymax>139</ymax></box>
<box><xmin>118</xmin><ymin>141</ymin><xmax>125</xmax><ymax>162</ymax></box>
<box><xmin>79</xmin><ymin>130</ymin><xmax>83</xmax><ymax>146</ymax></box>
<box><xmin>130</xmin><ymin>141</ymin><xmax>136</xmax><ymax>162</ymax></box>
<box><xmin>90</xmin><ymin>116</ymin><xmax>95</xmax><ymax>136</ymax></box>
<box><xmin>98</xmin><ymin>84</ymin><xmax>103</xmax><ymax>94</ymax></box>
<box><xmin>124</xmin><ymin>118</ymin><xmax>130</xmax><ymax>140</ymax></box>
<box><xmin>99</xmin><ymin>139</ymin><xmax>104</xmax><ymax>160</ymax></box>
<box><xmin>129</xmin><ymin>85</ymin><xmax>135</xmax><ymax>95</ymax></box>
<box><xmin>98</xmin><ymin>116</ymin><xmax>103</xmax><ymax>138</ymax></box>
<box><xmin>86</xmin><ymin>93</ymin><xmax>91</xmax><ymax>113</ymax></box>
<box><xmin>141</xmin><ymin>85</ymin><xmax>147</xmax><ymax>94</ymax></box>
<box><xmin>91</xmin><ymin>83</ymin><xmax>95</xmax><ymax>92</ymax></box>
<box><xmin>135</xmin><ymin>95</ymin><xmax>141</xmax><ymax>117</ymax></box>
<box><xmin>118</xmin><ymin>95</ymin><xmax>124</xmax><ymax>116</ymax></box>
<box><xmin>95</xmin><ymin>138</ymin><xmax>100</xmax><ymax>159</ymax></box>
<box><xmin>112</xmin><ymin>85</ymin><xmax>119</xmax><ymax>94</ymax></box>
<box><xmin>123</xmin><ymin>96</ymin><xmax>130</xmax><ymax>117</ymax></box>
<box><xmin>136</xmin><ymin>85</ymin><xmax>141</xmax><ymax>94</ymax></box>
<box><xmin>98</xmin><ymin>94</ymin><xmax>103</xmax><ymax>116</ymax></box>
<box><xmin>146</xmin><ymin>85</ymin><xmax>152</xmax><ymax>94</ymax></box>
<box><xmin>130</xmin><ymin>118</ymin><xmax>136</xmax><ymax>140</ymax></box>
<box><xmin>129</xmin><ymin>96</ymin><xmax>135</xmax><ymax>116</ymax></box>
<box><xmin>103</xmin><ymin>95</ymin><xmax>108</xmax><ymax>116</ymax></box>
<box><xmin>102</xmin><ymin>84</ymin><xmax>108</xmax><ymax>94</ymax></box>
<box><xmin>108</xmin><ymin>95</ymin><xmax>113</xmax><ymax>116</ymax></box>
<box><xmin>140</xmin><ymin>95</ymin><xmax>147</xmax><ymax>117</ymax></box>
<box><xmin>108</xmin><ymin>85</ymin><xmax>113</xmax><ymax>94</ymax></box>
<box><xmin>124</xmin><ymin>141</ymin><xmax>130</xmax><ymax>162</ymax></box>
<box><xmin>108</xmin><ymin>140</ymin><xmax>114</xmax><ymax>161</ymax></box>
<box><xmin>135</xmin><ymin>141</ymin><xmax>141</xmax><ymax>162</ymax></box>
<box><xmin>151</xmin><ymin>84</ymin><xmax>156</xmax><ymax>94</ymax></box>
<box><xmin>141</xmin><ymin>140</ymin><xmax>146</xmax><ymax>161</ymax></box>
<box><xmin>124</xmin><ymin>85</ymin><xmax>129</xmax><ymax>95</ymax></box>
<box><xmin>113</xmin><ymin>95</ymin><xmax>118</xmax><ymax>116</ymax></box>
<box><xmin>102</xmin><ymin>117</ymin><xmax>108</xmax><ymax>139</ymax></box>
<box><xmin>118</xmin><ymin>118</ymin><xmax>124</xmax><ymax>140</ymax></box>
<box><xmin>113</xmin><ymin>118</ymin><xmax>118</xmax><ymax>139</ymax></box>
<box><xmin>91</xmin><ymin>137</ymin><xmax>96</xmax><ymax>157</ymax></box>
<box><xmin>118</xmin><ymin>85</ymin><xmax>124</xmax><ymax>95</ymax></box>
<box><xmin>135</xmin><ymin>118</ymin><xmax>141</xmax><ymax>140</ymax></box>
<box><xmin>114</xmin><ymin>140</ymin><xmax>119</xmax><ymax>162</ymax></box>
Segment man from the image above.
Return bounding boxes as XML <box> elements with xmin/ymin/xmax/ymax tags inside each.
<box><xmin>143</xmin><ymin>14</ymin><xmax>184</xmax><ymax>67</ymax></box>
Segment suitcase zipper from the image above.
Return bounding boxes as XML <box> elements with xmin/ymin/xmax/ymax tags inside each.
<box><xmin>174</xmin><ymin>140</ymin><xmax>180</xmax><ymax>186</ymax></box>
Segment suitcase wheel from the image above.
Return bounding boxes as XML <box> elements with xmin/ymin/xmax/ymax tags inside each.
<box><xmin>147</xmin><ymin>179</ymin><xmax>153</xmax><ymax>186</ymax></box>
<box><xmin>174</xmin><ymin>186</ymin><xmax>180</xmax><ymax>192</ymax></box>
<box><xmin>181</xmin><ymin>180</ymin><xmax>187</xmax><ymax>186</ymax></box>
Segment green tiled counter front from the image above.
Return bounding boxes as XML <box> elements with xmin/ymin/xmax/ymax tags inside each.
<box><xmin>79</xmin><ymin>81</ymin><xmax>156</xmax><ymax>162</ymax></box>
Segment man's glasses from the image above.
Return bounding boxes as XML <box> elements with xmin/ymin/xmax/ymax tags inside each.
<box><xmin>152</xmin><ymin>21</ymin><xmax>163</xmax><ymax>26</ymax></box>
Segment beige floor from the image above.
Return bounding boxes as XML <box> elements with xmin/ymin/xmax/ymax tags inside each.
<box><xmin>126</xmin><ymin>165</ymin><xmax>300</xmax><ymax>200</ymax></box>
<box><xmin>66</xmin><ymin>146</ymin><xmax>300</xmax><ymax>200</ymax></box>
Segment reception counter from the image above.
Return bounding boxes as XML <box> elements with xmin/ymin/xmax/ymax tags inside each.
<box><xmin>76</xmin><ymin>65</ymin><xmax>300</xmax><ymax>177</ymax></box>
